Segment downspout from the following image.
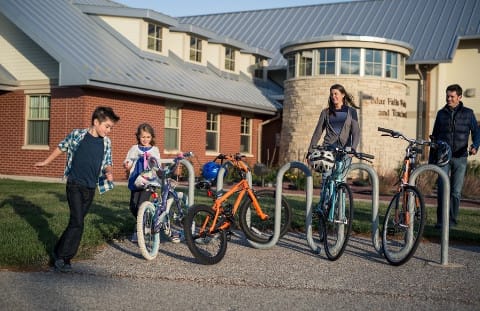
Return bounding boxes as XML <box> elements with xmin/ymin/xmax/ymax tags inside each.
<box><xmin>416</xmin><ymin>64</ymin><xmax>430</xmax><ymax>160</ymax></box>
<box><xmin>258</xmin><ymin>113</ymin><xmax>281</xmax><ymax>164</ymax></box>
<box><xmin>415</xmin><ymin>64</ymin><xmax>427</xmax><ymax>140</ymax></box>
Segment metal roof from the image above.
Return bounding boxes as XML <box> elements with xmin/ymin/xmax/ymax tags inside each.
<box><xmin>178</xmin><ymin>0</ymin><xmax>480</xmax><ymax>67</ymax></box>
<box><xmin>0</xmin><ymin>0</ymin><xmax>282</xmax><ymax>115</ymax></box>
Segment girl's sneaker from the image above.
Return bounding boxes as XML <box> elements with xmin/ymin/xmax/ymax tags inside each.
<box><xmin>131</xmin><ymin>231</ymin><xmax>138</xmax><ymax>243</ymax></box>
<box><xmin>169</xmin><ymin>230</ymin><xmax>182</xmax><ymax>243</ymax></box>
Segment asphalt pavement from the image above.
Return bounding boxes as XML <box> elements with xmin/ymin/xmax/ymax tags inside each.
<box><xmin>1</xmin><ymin>232</ymin><xmax>479</xmax><ymax>310</ymax></box>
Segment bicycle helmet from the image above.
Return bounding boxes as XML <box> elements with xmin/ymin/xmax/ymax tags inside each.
<box><xmin>202</xmin><ymin>161</ymin><xmax>221</xmax><ymax>181</ymax></box>
<box><xmin>308</xmin><ymin>150</ymin><xmax>335</xmax><ymax>173</ymax></box>
<box><xmin>432</xmin><ymin>140</ymin><xmax>452</xmax><ymax>167</ymax></box>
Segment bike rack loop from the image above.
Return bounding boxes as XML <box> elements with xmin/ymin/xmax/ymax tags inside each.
<box><xmin>349</xmin><ymin>163</ymin><xmax>382</xmax><ymax>254</ymax></box>
<box><xmin>409</xmin><ymin>164</ymin><xmax>451</xmax><ymax>266</ymax></box>
<box><xmin>158</xmin><ymin>158</ymin><xmax>196</xmax><ymax>207</ymax></box>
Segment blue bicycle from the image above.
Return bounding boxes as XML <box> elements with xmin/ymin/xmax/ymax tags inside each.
<box><xmin>308</xmin><ymin>145</ymin><xmax>374</xmax><ymax>260</ymax></box>
<box><xmin>136</xmin><ymin>152</ymin><xmax>193</xmax><ymax>260</ymax></box>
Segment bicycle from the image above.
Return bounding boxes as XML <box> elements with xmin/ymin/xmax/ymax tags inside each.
<box><xmin>136</xmin><ymin>152</ymin><xmax>193</xmax><ymax>260</ymax></box>
<box><xmin>308</xmin><ymin>145</ymin><xmax>374</xmax><ymax>261</ymax></box>
<box><xmin>183</xmin><ymin>153</ymin><xmax>292</xmax><ymax>265</ymax></box>
<box><xmin>378</xmin><ymin>127</ymin><xmax>438</xmax><ymax>265</ymax></box>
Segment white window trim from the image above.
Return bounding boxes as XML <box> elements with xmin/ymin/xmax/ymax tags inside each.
<box><xmin>24</xmin><ymin>93</ymin><xmax>50</xmax><ymax>149</ymax></box>
<box><xmin>164</xmin><ymin>105</ymin><xmax>181</xmax><ymax>154</ymax></box>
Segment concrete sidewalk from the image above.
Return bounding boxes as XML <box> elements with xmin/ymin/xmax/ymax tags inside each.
<box><xmin>1</xmin><ymin>233</ymin><xmax>479</xmax><ymax>310</ymax></box>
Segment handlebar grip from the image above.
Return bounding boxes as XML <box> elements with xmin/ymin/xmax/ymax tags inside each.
<box><xmin>377</xmin><ymin>127</ymin><xmax>394</xmax><ymax>134</ymax></box>
<box><xmin>358</xmin><ymin>153</ymin><xmax>375</xmax><ymax>160</ymax></box>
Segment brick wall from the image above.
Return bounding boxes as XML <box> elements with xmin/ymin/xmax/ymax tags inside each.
<box><xmin>0</xmin><ymin>87</ymin><xmax>264</xmax><ymax>182</ymax></box>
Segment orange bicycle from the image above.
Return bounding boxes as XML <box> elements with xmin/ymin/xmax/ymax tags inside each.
<box><xmin>183</xmin><ymin>153</ymin><xmax>291</xmax><ymax>265</ymax></box>
<box><xmin>378</xmin><ymin>127</ymin><xmax>443</xmax><ymax>265</ymax></box>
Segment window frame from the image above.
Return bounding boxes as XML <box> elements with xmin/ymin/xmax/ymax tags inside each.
<box><xmin>340</xmin><ymin>48</ymin><xmax>361</xmax><ymax>75</ymax></box>
<box><xmin>364</xmin><ymin>48</ymin><xmax>383</xmax><ymax>77</ymax></box>
<box><xmin>286</xmin><ymin>54</ymin><xmax>296</xmax><ymax>79</ymax></box>
<box><xmin>385</xmin><ymin>51</ymin><xmax>398</xmax><ymax>78</ymax></box>
<box><xmin>164</xmin><ymin>105</ymin><xmax>181</xmax><ymax>153</ymax></box>
<box><xmin>225</xmin><ymin>46</ymin><xmax>236</xmax><ymax>71</ymax></box>
<box><xmin>147</xmin><ymin>22</ymin><xmax>162</xmax><ymax>52</ymax></box>
<box><xmin>240</xmin><ymin>116</ymin><xmax>252</xmax><ymax>154</ymax></box>
<box><xmin>317</xmin><ymin>48</ymin><xmax>336</xmax><ymax>75</ymax></box>
<box><xmin>206</xmin><ymin>112</ymin><xmax>219</xmax><ymax>153</ymax></box>
<box><xmin>189</xmin><ymin>36</ymin><xmax>202</xmax><ymax>63</ymax></box>
<box><xmin>25</xmin><ymin>94</ymin><xmax>50</xmax><ymax>147</ymax></box>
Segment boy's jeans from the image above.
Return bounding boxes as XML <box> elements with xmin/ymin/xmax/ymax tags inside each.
<box><xmin>55</xmin><ymin>180</ymin><xmax>95</xmax><ymax>261</ymax></box>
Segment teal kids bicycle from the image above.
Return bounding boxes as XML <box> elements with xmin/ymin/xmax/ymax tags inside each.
<box><xmin>308</xmin><ymin>145</ymin><xmax>374</xmax><ymax>260</ymax></box>
<box><xmin>136</xmin><ymin>152</ymin><xmax>193</xmax><ymax>260</ymax></box>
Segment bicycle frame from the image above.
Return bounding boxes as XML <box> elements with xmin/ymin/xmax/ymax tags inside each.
<box><xmin>318</xmin><ymin>151</ymin><xmax>351</xmax><ymax>223</ymax></box>
<box><xmin>205</xmin><ymin>177</ymin><xmax>268</xmax><ymax>233</ymax></box>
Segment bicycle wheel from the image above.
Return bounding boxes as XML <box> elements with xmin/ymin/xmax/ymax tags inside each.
<box><xmin>163</xmin><ymin>191</ymin><xmax>187</xmax><ymax>239</ymax></box>
<box><xmin>183</xmin><ymin>204</ymin><xmax>227</xmax><ymax>265</ymax></box>
<box><xmin>137</xmin><ymin>201</ymin><xmax>160</xmax><ymax>260</ymax></box>
<box><xmin>382</xmin><ymin>185</ymin><xmax>425</xmax><ymax>266</ymax></box>
<box><xmin>238</xmin><ymin>190</ymin><xmax>292</xmax><ymax>244</ymax></box>
<box><xmin>323</xmin><ymin>183</ymin><xmax>353</xmax><ymax>261</ymax></box>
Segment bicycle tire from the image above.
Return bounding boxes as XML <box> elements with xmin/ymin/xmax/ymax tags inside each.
<box><xmin>323</xmin><ymin>182</ymin><xmax>353</xmax><ymax>261</ymax></box>
<box><xmin>382</xmin><ymin>185</ymin><xmax>425</xmax><ymax>266</ymax></box>
<box><xmin>163</xmin><ymin>191</ymin><xmax>187</xmax><ymax>239</ymax></box>
<box><xmin>183</xmin><ymin>204</ymin><xmax>227</xmax><ymax>265</ymax></box>
<box><xmin>136</xmin><ymin>201</ymin><xmax>160</xmax><ymax>260</ymax></box>
<box><xmin>238</xmin><ymin>190</ymin><xmax>292</xmax><ymax>244</ymax></box>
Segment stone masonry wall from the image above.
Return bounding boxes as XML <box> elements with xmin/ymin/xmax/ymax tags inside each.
<box><xmin>279</xmin><ymin>77</ymin><xmax>414</xmax><ymax>174</ymax></box>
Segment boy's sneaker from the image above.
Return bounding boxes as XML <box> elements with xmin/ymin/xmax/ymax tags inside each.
<box><xmin>131</xmin><ymin>231</ymin><xmax>138</xmax><ymax>243</ymax></box>
<box><xmin>54</xmin><ymin>258</ymin><xmax>72</xmax><ymax>273</ymax></box>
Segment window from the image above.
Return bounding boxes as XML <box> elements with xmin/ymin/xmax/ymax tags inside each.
<box><xmin>164</xmin><ymin>106</ymin><xmax>180</xmax><ymax>151</ymax></box>
<box><xmin>254</xmin><ymin>56</ymin><xmax>264</xmax><ymax>79</ymax></box>
<box><xmin>190</xmin><ymin>36</ymin><xmax>202</xmax><ymax>62</ymax></box>
<box><xmin>299</xmin><ymin>52</ymin><xmax>313</xmax><ymax>76</ymax></box>
<box><xmin>287</xmin><ymin>54</ymin><xmax>296</xmax><ymax>79</ymax></box>
<box><xmin>386</xmin><ymin>51</ymin><xmax>398</xmax><ymax>78</ymax></box>
<box><xmin>318</xmin><ymin>48</ymin><xmax>336</xmax><ymax>75</ymax></box>
<box><xmin>225</xmin><ymin>46</ymin><xmax>236</xmax><ymax>71</ymax></box>
<box><xmin>365</xmin><ymin>49</ymin><xmax>382</xmax><ymax>77</ymax></box>
<box><xmin>147</xmin><ymin>23</ymin><xmax>162</xmax><ymax>52</ymax></box>
<box><xmin>206</xmin><ymin>112</ymin><xmax>219</xmax><ymax>152</ymax></box>
<box><xmin>27</xmin><ymin>95</ymin><xmax>50</xmax><ymax>145</ymax></box>
<box><xmin>340</xmin><ymin>48</ymin><xmax>360</xmax><ymax>75</ymax></box>
<box><xmin>240</xmin><ymin>117</ymin><xmax>251</xmax><ymax>153</ymax></box>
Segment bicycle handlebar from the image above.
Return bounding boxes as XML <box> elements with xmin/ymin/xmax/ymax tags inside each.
<box><xmin>311</xmin><ymin>145</ymin><xmax>375</xmax><ymax>162</ymax></box>
<box><xmin>378</xmin><ymin>127</ymin><xmax>434</xmax><ymax>147</ymax></box>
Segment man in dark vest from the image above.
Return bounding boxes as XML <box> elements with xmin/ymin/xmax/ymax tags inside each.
<box><xmin>430</xmin><ymin>84</ymin><xmax>480</xmax><ymax>228</ymax></box>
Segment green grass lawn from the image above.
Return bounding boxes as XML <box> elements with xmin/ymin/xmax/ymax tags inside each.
<box><xmin>0</xmin><ymin>178</ymin><xmax>479</xmax><ymax>270</ymax></box>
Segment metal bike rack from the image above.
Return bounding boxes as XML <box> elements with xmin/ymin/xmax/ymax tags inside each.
<box><xmin>158</xmin><ymin>158</ymin><xmax>196</xmax><ymax>207</ymax></box>
<box><xmin>349</xmin><ymin>163</ymin><xmax>381</xmax><ymax>254</ymax></box>
<box><xmin>409</xmin><ymin>164</ymin><xmax>451</xmax><ymax>266</ymax></box>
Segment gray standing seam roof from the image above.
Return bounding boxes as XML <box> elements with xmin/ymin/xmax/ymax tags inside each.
<box><xmin>0</xmin><ymin>0</ymin><xmax>282</xmax><ymax>115</ymax></box>
<box><xmin>178</xmin><ymin>0</ymin><xmax>480</xmax><ymax>67</ymax></box>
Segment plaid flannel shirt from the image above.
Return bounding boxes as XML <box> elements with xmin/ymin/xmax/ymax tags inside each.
<box><xmin>58</xmin><ymin>128</ymin><xmax>114</xmax><ymax>194</ymax></box>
